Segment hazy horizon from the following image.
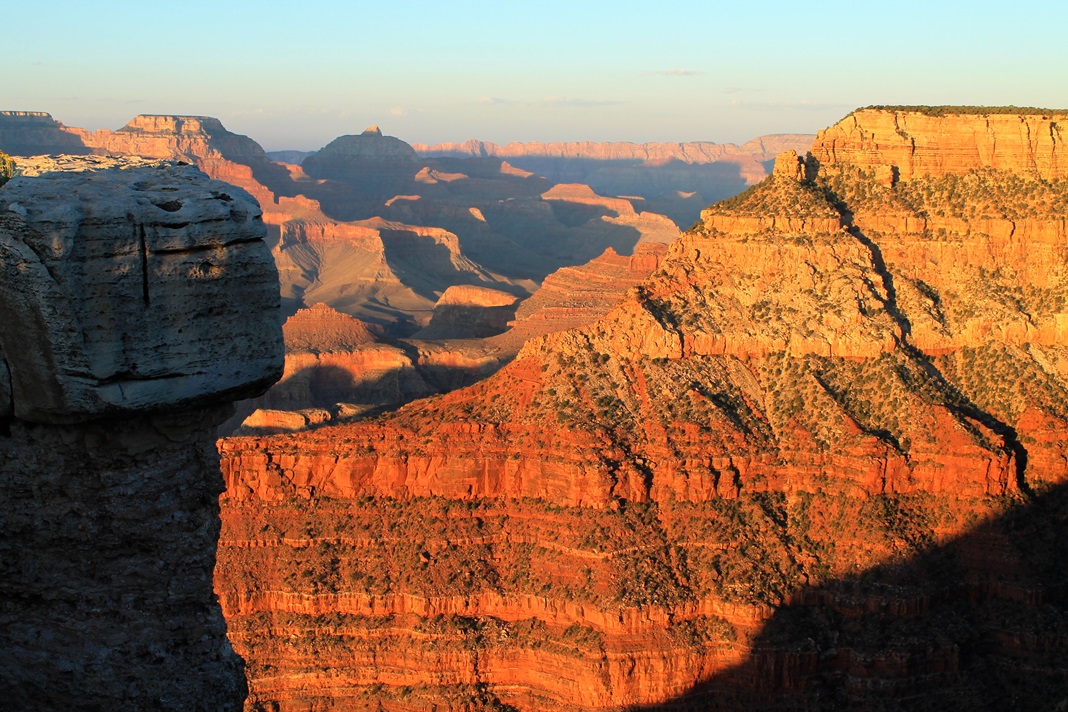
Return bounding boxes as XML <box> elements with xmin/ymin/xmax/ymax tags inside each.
<box><xmin>8</xmin><ymin>0</ymin><xmax>1068</xmax><ymax>151</ymax></box>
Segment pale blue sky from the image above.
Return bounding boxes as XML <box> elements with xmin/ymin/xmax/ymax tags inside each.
<box><xmin>6</xmin><ymin>1</ymin><xmax>1066</xmax><ymax>150</ymax></box>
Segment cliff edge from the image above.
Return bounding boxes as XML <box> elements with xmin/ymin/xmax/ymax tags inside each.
<box><xmin>0</xmin><ymin>155</ymin><xmax>284</xmax><ymax>710</ymax></box>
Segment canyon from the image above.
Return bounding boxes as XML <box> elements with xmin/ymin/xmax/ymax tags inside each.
<box><xmin>0</xmin><ymin>110</ymin><xmax>768</xmax><ymax>422</ymax></box>
<box><xmin>3</xmin><ymin>111</ymin><xmax>790</xmax><ymax>425</ymax></box>
<box><xmin>215</xmin><ymin>107</ymin><xmax>1068</xmax><ymax>710</ymax></box>
<box><xmin>4</xmin><ymin>107</ymin><xmax>1067</xmax><ymax>710</ymax></box>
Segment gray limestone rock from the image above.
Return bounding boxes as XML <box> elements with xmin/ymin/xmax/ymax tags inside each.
<box><xmin>0</xmin><ymin>155</ymin><xmax>283</xmax><ymax>423</ymax></box>
<box><xmin>0</xmin><ymin>155</ymin><xmax>284</xmax><ymax>711</ymax></box>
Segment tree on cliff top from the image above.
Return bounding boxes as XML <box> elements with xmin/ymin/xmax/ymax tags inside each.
<box><xmin>0</xmin><ymin>152</ymin><xmax>14</xmax><ymax>187</ymax></box>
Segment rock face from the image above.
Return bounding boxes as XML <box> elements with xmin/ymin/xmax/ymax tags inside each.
<box><xmin>0</xmin><ymin>156</ymin><xmax>284</xmax><ymax>710</ymax></box>
<box><xmin>215</xmin><ymin>107</ymin><xmax>1068</xmax><ymax>710</ymax></box>
<box><xmin>415</xmin><ymin>285</ymin><xmax>520</xmax><ymax>340</ymax></box>
<box><xmin>0</xmin><ymin>155</ymin><xmax>282</xmax><ymax>422</ymax></box>
<box><xmin>812</xmin><ymin>106</ymin><xmax>1068</xmax><ymax>181</ymax></box>
<box><xmin>0</xmin><ymin>111</ymin><xmax>92</xmax><ymax>156</ymax></box>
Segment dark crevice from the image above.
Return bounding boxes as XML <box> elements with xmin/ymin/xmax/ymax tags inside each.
<box><xmin>821</xmin><ymin>184</ymin><xmax>1033</xmax><ymax>498</ymax></box>
<box><xmin>152</xmin><ymin>236</ymin><xmax>264</xmax><ymax>255</ymax></box>
<box><xmin>847</xmin><ymin>226</ymin><xmax>912</xmax><ymax>339</ymax></box>
<box><xmin>139</xmin><ymin>223</ymin><xmax>150</xmax><ymax>306</ymax></box>
<box><xmin>909</xmin><ymin>350</ymin><xmax>1033</xmax><ymax>498</ymax></box>
<box><xmin>154</xmin><ymin>199</ymin><xmax>183</xmax><ymax>212</ymax></box>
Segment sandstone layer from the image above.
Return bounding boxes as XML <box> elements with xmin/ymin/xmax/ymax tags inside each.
<box><xmin>812</xmin><ymin>106</ymin><xmax>1067</xmax><ymax>181</ymax></box>
<box><xmin>0</xmin><ymin>157</ymin><xmax>284</xmax><ymax>710</ymax></box>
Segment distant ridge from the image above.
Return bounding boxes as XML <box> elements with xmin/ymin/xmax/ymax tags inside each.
<box><xmin>412</xmin><ymin>134</ymin><xmax>814</xmax><ymax>165</ymax></box>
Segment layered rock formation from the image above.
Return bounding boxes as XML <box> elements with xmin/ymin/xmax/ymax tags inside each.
<box><xmin>812</xmin><ymin>106</ymin><xmax>1067</xmax><ymax>181</ymax></box>
<box><xmin>236</xmin><ymin>243</ymin><xmax>672</xmax><ymax>433</ymax></box>
<box><xmin>215</xmin><ymin>107</ymin><xmax>1068</xmax><ymax>710</ymax></box>
<box><xmin>0</xmin><ymin>156</ymin><xmax>284</xmax><ymax>710</ymax></box>
<box><xmin>272</xmin><ymin>215</ymin><xmax>524</xmax><ymax>331</ymax></box>
<box><xmin>415</xmin><ymin>285</ymin><xmax>520</xmax><ymax>340</ymax></box>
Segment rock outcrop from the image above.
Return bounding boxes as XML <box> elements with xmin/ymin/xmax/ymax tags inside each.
<box><xmin>415</xmin><ymin>285</ymin><xmax>520</xmax><ymax>340</ymax></box>
<box><xmin>0</xmin><ymin>156</ymin><xmax>284</xmax><ymax>710</ymax></box>
<box><xmin>281</xmin><ymin>302</ymin><xmax>378</xmax><ymax>354</ymax></box>
<box><xmin>215</xmin><ymin>107</ymin><xmax>1068</xmax><ymax>710</ymax></box>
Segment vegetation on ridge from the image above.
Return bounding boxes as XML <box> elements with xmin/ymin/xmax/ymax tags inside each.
<box><xmin>700</xmin><ymin>173</ymin><xmax>839</xmax><ymax>221</ymax></box>
<box><xmin>862</xmin><ymin>105</ymin><xmax>1066</xmax><ymax>116</ymax></box>
<box><xmin>0</xmin><ymin>151</ymin><xmax>15</xmax><ymax>188</ymax></box>
<box><xmin>821</xmin><ymin>165</ymin><xmax>1068</xmax><ymax>221</ymax></box>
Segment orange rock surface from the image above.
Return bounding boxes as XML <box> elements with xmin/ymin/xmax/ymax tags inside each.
<box><xmin>812</xmin><ymin>107</ymin><xmax>1068</xmax><ymax>181</ymax></box>
<box><xmin>216</xmin><ymin>107</ymin><xmax>1068</xmax><ymax>710</ymax></box>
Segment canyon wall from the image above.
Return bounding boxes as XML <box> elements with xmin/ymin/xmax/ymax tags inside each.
<box><xmin>0</xmin><ymin>156</ymin><xmax>284</xmax><ymax>710</ymax></box>
<box><xmin>414</xmin><ymin>135</ymin><xmax>817</xmax><ymax>227</ymax></box>
<box><xmin>216</xmin><ymin>107</ymin><xmax>1068</xmax><ymax>710</ymax></box>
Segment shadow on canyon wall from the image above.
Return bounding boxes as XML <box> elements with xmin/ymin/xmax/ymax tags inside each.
<box><xmin>0</xmin><ymin>113</ymin><xmax>93</xmax><ymax>156</ymax></box>
<box><xmin>631</xmin><ymin>484</ymin><xmax>1068</xmax><ymax>712</ymax></box>
<box><xmin>224</xmin><ymin>357</ymin><xmax>505</xmax><ymax>436</ymax></box>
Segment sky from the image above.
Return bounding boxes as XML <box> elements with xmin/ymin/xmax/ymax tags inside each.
<box><xmin>6</xmin><ymin>1</ymin><xmax>1068</xmax><ymax>151</ymax></box>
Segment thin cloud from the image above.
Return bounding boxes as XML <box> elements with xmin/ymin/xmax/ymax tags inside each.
<box><xmin>729</xmin><ymin>99</ymin><xmax>853</xmax><ymax>112</ymax></box>
<box><xmin>389</xmin><ymin>106</ymin><xmax>409</xmax><ymax>117</ymax></box>
<box><xmin>649</xmin><ymin>69</ymin><xmax>704</xmax><ymax>77</ymax></box>
<box><xmin>476</xmin><ymin>96</ymin><xmax>619</xmax><ymax>108</ymax></box>
<box><xmin>537</xmin><ymin>96</ymin><xmax>620</xmax><ymax>108</ymax></box>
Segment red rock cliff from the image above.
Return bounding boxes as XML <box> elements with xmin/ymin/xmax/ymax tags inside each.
<box><xmin>216</xmin><ymin>108</ymin><xmax>1068</xmax><ymax>710</ymax></box>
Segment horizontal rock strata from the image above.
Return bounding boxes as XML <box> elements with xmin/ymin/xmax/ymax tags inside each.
<box><xmin>215</xmin><ymin>108</ymin><xmax>1068</xmax><ymax>709</ymax></box>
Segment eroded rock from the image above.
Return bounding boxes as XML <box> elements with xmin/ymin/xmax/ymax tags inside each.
<box><xmin>0</xmin><ymin>156</ymin><xmax>283</xmax><ymax>711</ymax></box>
<box><xmin>0</xmin><ymin>156</ymin><xmax>282</xmax><ymax>423</ymax></box>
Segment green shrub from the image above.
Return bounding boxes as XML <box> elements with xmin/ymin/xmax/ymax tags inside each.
<box><xmin>0</xmin><ymin>152</ymin><xmax>14</xmax><ymax>188</ymax></box>
<box><xmin>863</xmin><ymin>105</ymin><xmax>1065</xmax><ymax>117</ymax></box>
